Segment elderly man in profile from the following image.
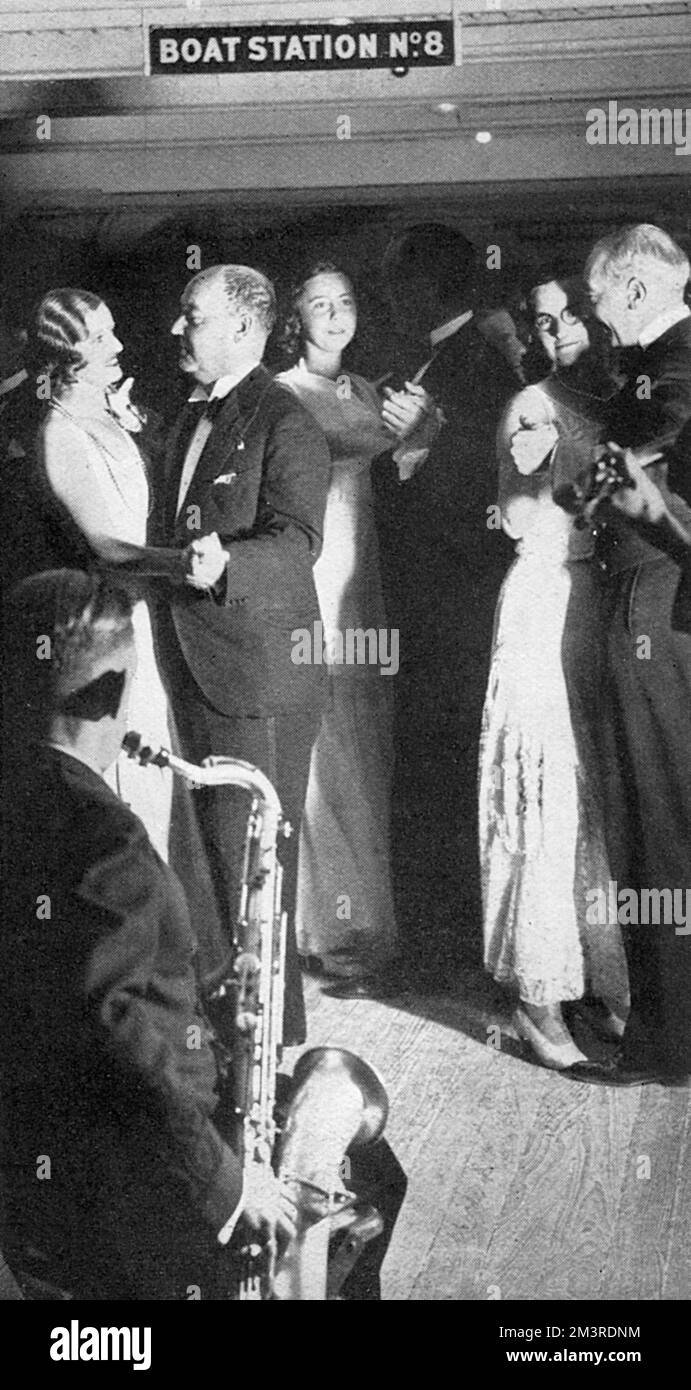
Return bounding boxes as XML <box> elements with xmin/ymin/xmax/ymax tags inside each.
<box><xmin>153</xmin><ymin>265</ymin><xmax>330</xmax><ymax>1043</ymax></box>
<box><xmin>567</xmin><ymin>224</ymin><xmax>691</xmax><ymax>1084</ymax></box>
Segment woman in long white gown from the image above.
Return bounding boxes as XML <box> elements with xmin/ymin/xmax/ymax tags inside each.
<box><xmin>277</xmin><ymin>264</ymin><xmax>424</xmax><ymax>981</ymax></box>
<box><xmin>32</xmin><ymin>290</ymin><xmax>179</xmax><ymax>857</ymax></box>
<box><xmin>479</xmin><ymin>276</ymin><xmax>628</xmax><ymax>1070</ymax></box>
<box><xmin>30</xmin><ymin>288</ymin><xmax>223</xmax><ymax>973</ymax></box>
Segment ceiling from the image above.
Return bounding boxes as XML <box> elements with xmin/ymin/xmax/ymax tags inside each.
<box><xmin>0</xmin><ymin>0</ymin><xmax>688</xmax><ymax>329</ymax></box>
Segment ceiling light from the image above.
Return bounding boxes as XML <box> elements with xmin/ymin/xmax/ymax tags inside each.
<box><xmin>475</xmin><ymin>130</ymin><xmax>492</xmax><ymax>144</ymax></box>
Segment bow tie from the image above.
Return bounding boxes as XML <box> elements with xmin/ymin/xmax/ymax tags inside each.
<box><xmin>189</xmin><ymin>395</ymin><xmax>226</xmax><ymax>422</ymax></box>
<box><xmin>618</xmin><ymin>344</ymin><xmax>647</xmax><ymax>375</ymax></box>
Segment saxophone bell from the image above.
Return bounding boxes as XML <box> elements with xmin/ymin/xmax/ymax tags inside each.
<box><xmin>271</xmin><ymin>1047</ymin><xmax>388</xmax><ymax>1300</ymax></box>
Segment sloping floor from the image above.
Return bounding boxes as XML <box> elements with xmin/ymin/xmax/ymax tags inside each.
<box><xmin>285</xmin><ymin>969</ymin><xmax>691</xmax><ymax>1302</ymax></box>
<box><xmin>2</xmin><ymin>966</ymin><xmax>689</xmax><ymax>1301</ymax></box>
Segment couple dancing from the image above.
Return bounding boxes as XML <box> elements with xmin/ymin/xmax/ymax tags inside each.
<box><xmin>482</xmin><ymin>224</ymin><xmax>691</xmax><ymax>1085</ymax></box>
<box><xmin>28</xmin><ymin>263</ymin><xmax>428</xmax><ymax>1034</ymax></box>
<box><xmin>29</xmin><ymin>270</ymin><xmax>332</xmax><ymax>1041</ymax></box>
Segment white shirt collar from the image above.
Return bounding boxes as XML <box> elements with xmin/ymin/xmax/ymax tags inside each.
<box><xmin>430</xmin><ymin>309</ymin><xmax>474</xmax><ymax>349</ymax></box>
<box><xmin>639</xmin><ymin>303</ymin><xmax>690</xmax><ymax>349</ymax></box>
<box><xmin>0</xmin><ymin>367</ymin><xmax>28</xmax><ymax>398</ymax></box>
<box><xmin>47</xmin><ymin>741</ymin><xmax>105</xmax><ymax>779</ymax></box>
<box><xmin>187</xmin><ymin>365</ymin><xmax>259</xmax><ymax>403</ymax></box>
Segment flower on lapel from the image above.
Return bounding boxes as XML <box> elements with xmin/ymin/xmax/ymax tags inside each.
<box><xmin>213</xmin><ymin>471</ymin><xmax>238</xmax><ymax>486</ymax></box>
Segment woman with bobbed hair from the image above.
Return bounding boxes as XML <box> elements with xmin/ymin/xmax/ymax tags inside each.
<box><xmin>275</xmin><ymin>259</ymin><xmax>435</xmax><ymax>991</ymax></box>
<box><xmin>30</xmin><ymin>287</ymin><xmax>215</xmax><ymax>888</ymax></box>
<box><xmin>36</xmin><ymin>287</ymin><xmax>107</xmax><ymax>387</ymax></box>
<box><xmin>31</xmin><ymin>287</ymin><xmax>168</xmax><ymax>574</ymax></box>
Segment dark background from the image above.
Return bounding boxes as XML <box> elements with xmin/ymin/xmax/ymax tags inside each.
<box><xmin>1</xmin><ymin>173</ymin><xmax>689</xmax><ymax>423</ymax></box>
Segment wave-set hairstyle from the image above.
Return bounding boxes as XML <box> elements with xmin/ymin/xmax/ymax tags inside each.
<box><xmin>277</xmin><ymin>260</ymin><xmax>355</xmax><ymax>363</ymax></box>
<box><xmin>33</xmin><ymin>287</ymin><xmax>103</xmax><ymax>392</ymax></box>
<box><xmin>5</xmin><ymin>569</ymin><xmax>134</xmax><ymax>737</ymax></box>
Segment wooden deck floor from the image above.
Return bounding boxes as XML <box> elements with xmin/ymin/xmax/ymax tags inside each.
<box><xmin>2</xmin><ymin>966</ymin><xmax>689</xmax><ymax>1301</ymax></box>
<box><xmin>288</xmin><ymin>969</ymin><xmax>691</xmax><ymax>1302</ymax></box>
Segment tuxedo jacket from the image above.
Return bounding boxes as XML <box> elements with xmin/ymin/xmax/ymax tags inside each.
<box><xmin>406</xmin><ymin>320</ymin><xmax>518</xmax><ymax>571</ymax></box>
<box><xmin>597</xmin><ymin>315</ymin><xmax>691</xmax><ymax>572</ymax></box>
<box><xmin>0</xmin><ymin>748</ymin><xmax>241</xmax><ymax>1292</ymax></box>
<box><xmin>154</xmin><ymin>365</ymin><xmax>331</xmax><ymax>718</ymax></box>
<box><xmin>377</xmin><ymin>320</ymin><xmax>516</xmax><ymax>712</ymax></box>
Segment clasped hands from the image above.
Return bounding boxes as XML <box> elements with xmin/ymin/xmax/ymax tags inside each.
<box><xmin>182</xmin><ymin>532</ymin><xmax>229</xmax><ymax>590</ymax></box>
<box><xmin>595</xmin><ymin>442</ymin><xmax>665</xmax><ymax>522</ymax></box>
<box><xmin>380</xmin><ymin>381</ymin><xmax>440</xmax><ymax>445</ymax></box>
<box><xmin>509</xmin><ymin>420</ymin><xmax>668</xmax><ymax>523</ymax></box>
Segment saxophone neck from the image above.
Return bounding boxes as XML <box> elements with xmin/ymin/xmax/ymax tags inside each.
<box><xmin>122</xmin><ymin>730</ymin><xmax>287</xmax><ymax>827</ymax></box>
<box><xmin>121</xmin><ymin>730</ymin><xmax>171</xmax><ymax>770</ymax></box>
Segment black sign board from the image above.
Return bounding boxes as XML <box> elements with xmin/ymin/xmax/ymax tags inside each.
<box><xmin>148</xmin><ymin>22</ymin><xmax>455</xmax><ymax>74</ymax></box>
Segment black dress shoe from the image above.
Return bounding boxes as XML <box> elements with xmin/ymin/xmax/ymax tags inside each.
<box><xmin>559</xmin><ymin>1058</ymin><xmax>617</xmax><ymax>1080</ymax></box>
<box><xmin>322</xmin><ymin>966</ymin><xmax>412</xmax><ymax>1001</ymax></box>
<box><xmin>563</xmin><ymin>1057</ymin><xmax>684</xmax><ymax>1086</ymax></box>
<box><xmin>299</xmin><ymin>954</ymin><xmax>327</xmax><ymax>977</ymax></box>
<box><xmin>564</xmin><ymin>998</ymin><xmax>626</xmax><ymax>1044</ymax></box>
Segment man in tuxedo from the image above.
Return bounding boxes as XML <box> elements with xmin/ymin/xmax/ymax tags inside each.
<box><xmin>0</xmin><ymin>570</ymin><xmax>296</xmax><ymax>1299</ymax></box>
<box><xmin>154</xmin><ymin>265</ymin><xmax>330</xmax><ymax>1043</ymax></box>
<box><xmin>1</xmin><ymin>569</ymin><xmax>406</xmax><ymax>1300</ymax></box>
<box><xmin>605</xmin><ymin>441</ymin><xmax>691</xmax><ymax>616</ymax></box>
<box><xmin>339</xmin><ymin>224</ymin><xmax>517</xmax><ymax>998</ymax></box>
<box><xmin>577</xmin><ymin>435</ymin><xmax>691</xmax><ymax>629</ymax></box>
<box><xmin>567</xmin><ymin>224</ymin><xmax>691</xmax><ymax>1084</ymax></box>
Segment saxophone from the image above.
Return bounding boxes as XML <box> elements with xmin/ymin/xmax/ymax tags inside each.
<box><xmin>122</xmin><ymin>732</ymin><xmax>389</xmax><ymax>1301</ymax></box>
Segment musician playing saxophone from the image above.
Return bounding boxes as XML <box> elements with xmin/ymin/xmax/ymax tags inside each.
<box><xmin>0</xmin><ymin>569</ymin><xmax>297</xmax><ymax>1300</ymax></box>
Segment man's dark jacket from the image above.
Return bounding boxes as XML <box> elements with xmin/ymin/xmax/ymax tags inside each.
<box><xmin>599</xmin><ymin>314</ymin><xmax>691</xmax><ymax>569</ymax></box>
<box><xmin>0</xmin><ymin>748</ymin><xmax>241</xmax><ymax>1297</ymax></box>
<box><xmin>376</xmin><ymin>319</ymin><xmax>516</xmax><ymax>975</ymax></box>
<box><xmin>153</xmin><ymin>365</ymin><xmax>330</xmax><ymax>717</ymax></box>
<box><xmin>585</xmin><ymin>312</ymin><xmax>691</xmax><ymax>1073</ymax></box>
<box><xmin>381</xmin><ymin>321</ymin><xmax>516</xmax><ymax>711</ymax></box>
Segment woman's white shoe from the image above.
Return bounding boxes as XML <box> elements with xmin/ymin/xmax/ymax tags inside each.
<box><xmin>513</xmin><ymin>1006</ymin><xmax>589</xmax><ymax>1071</ymax></box>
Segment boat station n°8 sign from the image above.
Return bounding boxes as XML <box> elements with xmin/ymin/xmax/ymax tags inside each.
<box><xmin>148</xmin><ymin>22</ymin><xmax>455</xmax><ymax>74</ymax></box>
